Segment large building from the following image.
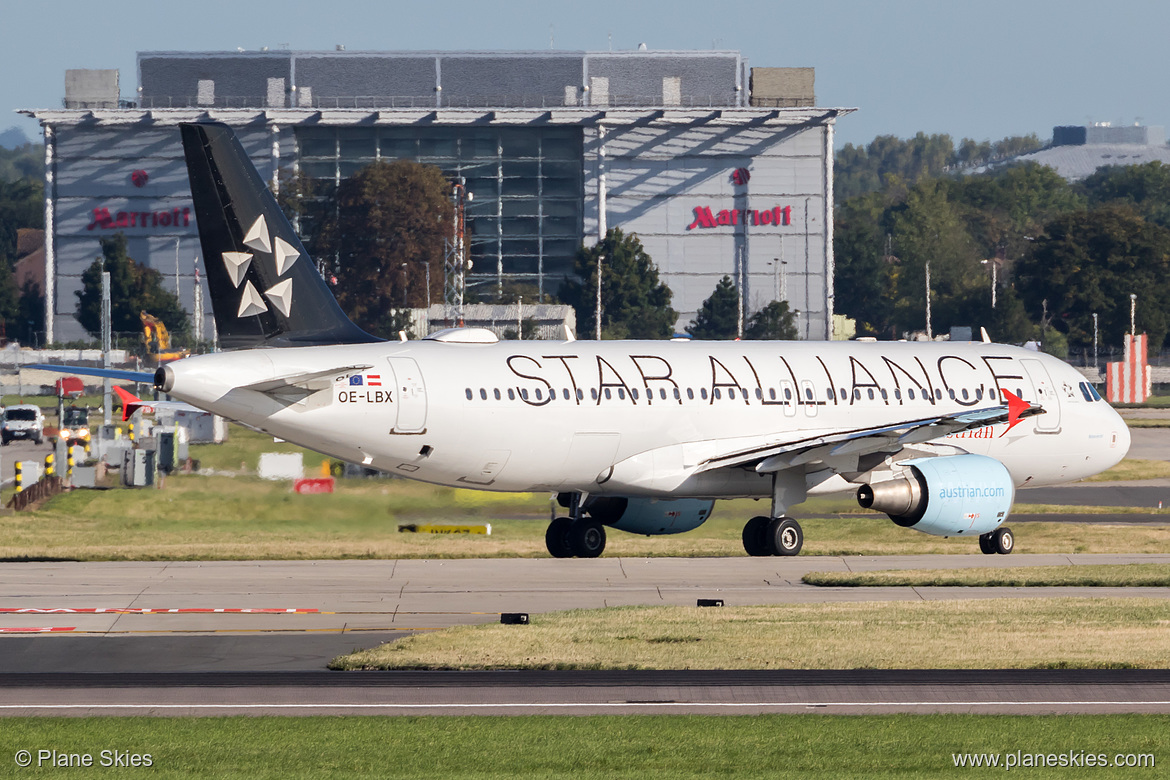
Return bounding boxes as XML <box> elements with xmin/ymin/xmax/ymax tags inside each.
<box><xmin>24</xmin><ymin>50</ymin><xmax>850</xmax><ymax>342</ymax></box>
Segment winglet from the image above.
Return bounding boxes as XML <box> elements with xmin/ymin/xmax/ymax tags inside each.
<box><xmin>1000</xmin><ymin>388</ymin><xmax>1031</xmax><ymax>433</ymax></box>
<box><xmin>112</xmin><ymin>385</ymin><xmax>150</xmax><ymax>422</ymax></box>
<box><xmin>980</xmin><ymin>327</ymin><xmax>991</xmax><ymax>343</ymax></box>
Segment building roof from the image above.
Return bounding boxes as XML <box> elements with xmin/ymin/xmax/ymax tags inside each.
<box><xmin>1010</xmin><ymin>143</ymin><xmax>1170</xmax><ymax>181</ymax></box>
<box><xmin>20</xmin><ymin>106</ymin><xmax>852</xmax><ymax>128</ymax></box>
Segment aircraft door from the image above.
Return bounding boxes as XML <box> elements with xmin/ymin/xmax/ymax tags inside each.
<box><xmin>1022</xmin><ymin>359</ymin><xmax>1061</xmax><ymax>432</ymax></box>
<box><xmin>800</xmin><ymin>380</ymin><xmax>818</xmax><ymax>417</ymax></box>
<box><xmin>387</xmin><ymin>357</ymin><xmax>427</xmax><ymax>433</ymax></box>
<box><xmin>779</xmin><ymin>381</ymin><xmax>797</xmax><ymax>417</ymax></box>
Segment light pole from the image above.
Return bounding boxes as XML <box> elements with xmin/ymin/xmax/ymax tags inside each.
<box><xmin>924</xmin><ymin>258</ymin><xmax>932</xmax><ymax>340</ymax></box>
<box><xmin>1092</xmin><ymin>312</ymin><xmax>1099</xmax><ymax>376</ymax></box>
<box><xmin>767</xmin><ymin>257</ymin><xmax>787</xmax><ymax>302</ymax></box>
<box><xmin>981</xmin><ymin>257</ymin><xmax>999</xmax><ymax>309</ymax></box>
<box><xmin>595</xmin><ymin>255</ymin><xmax>604</xmax><ymax>341</ymax></box>
<box><xmin>1130</xmin><ymin>293</ymin><xmax>1137</xmax><ymax>337</ymax></box>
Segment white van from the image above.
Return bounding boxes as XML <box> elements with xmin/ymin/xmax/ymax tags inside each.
<box><xmin>2</xmin><ymin>405</ymin><xmax>45</xmax><ymax>445</ymax></box>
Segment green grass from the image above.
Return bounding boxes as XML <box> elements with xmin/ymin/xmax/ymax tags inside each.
<box><xmin>803</xmin><ymin>564</ymin><xmax>1170</xmax><ymax>588</ymax></box>
<box><xmin>332</xmin><ymin>598</ymin><xmax>1170</xmax><ymax>671</ymax></box>
<box><xmin>5</xmin><ymin>475</ymin><xmax>1170</xmax><ymax>560</ymax></box>
<box><xmin>0</xmin><ymin>716</ymin><xmax>1163</xmax><ymax>778</ymax></box>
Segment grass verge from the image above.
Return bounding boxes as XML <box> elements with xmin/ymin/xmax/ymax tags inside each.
<box><xmin>0</xmin><ymin>715</ymin><xmax>1163</xmax><ymax>779</ymax></box>
<box><xmin>331</xmin><ymin>598</ymin><xmax>1170</xmax><ymax>671</ymax></box>
<box><xmin>3</xmin><ymin>475</ymin><xmax>1170</xmax><ymax>560</ymax></box>
<box><xmin>802</xmin><ymin>564</ymin><xmax>1170</xmax><ymax>588</ymax></box>
<box><xmin>1083</xmin><ymin>458</ymin><xmax>1170</xmax><ymax>481</ymax></box>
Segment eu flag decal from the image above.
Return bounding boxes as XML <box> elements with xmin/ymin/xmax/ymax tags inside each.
<box><xmin>349</xmin><ymin>375</ymin><xmax>364</xmax><ymax>386</ymax></box>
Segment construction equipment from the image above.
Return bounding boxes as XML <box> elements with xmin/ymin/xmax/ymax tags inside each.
<box><xmin>140</xmin><ymin>311</ymin><xmax>189</xmax><ymax>363</ymax></box>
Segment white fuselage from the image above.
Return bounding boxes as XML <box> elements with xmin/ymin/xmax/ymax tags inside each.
<box><xmin>163</xmin><ymin>339</ymin><xmax>1130</xmax><ymax>498</ymax></box>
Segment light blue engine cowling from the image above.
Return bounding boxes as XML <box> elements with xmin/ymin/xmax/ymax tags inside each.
<box><xmin>857</xmin><ymin>454</ymin><xmax>1015</xmax><ymax>537</ymax></box>
<box><xmin>585</xmin><ymin>497</ymin><xmax>716</xmax><ymax>535</ymax></box>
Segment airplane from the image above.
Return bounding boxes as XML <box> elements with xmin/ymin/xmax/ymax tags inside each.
<box><xmin>44</xmin><ymin>122</ymin><xmax>1132</xmax><ymax>559</ymax></box>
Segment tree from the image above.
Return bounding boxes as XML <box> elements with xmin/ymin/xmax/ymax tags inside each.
<box><xmin>1014</xmin><ymin>206</ymin><xmax>1170</xmax><ymax>351</ymax></box>
<box><xmin>316</xmin><ymin>159</ymin><xmax>451</xmax><ymax>338</ymax></box>
<box><xmin>888</xmin><ymin>179</ymin><xmax>986</xmax><ymax>336</ymax></box>
<box><xmin>558</xmin><ymin>228</ymin><xmax>677</xmax><ymax>339</ymax></box>
<box><xmin>686</xmin><ymin>276</ymin><xmax>741</xmax><ymax>339</ymax></box>
<box><xmin>833</xmin><ymin>191</ymin><xmax>896</xmax><ymax>336</ymax></box>
<box><xmin>745</xmin><ymin>300</ymin><xmax>798</xmax><ymax>340</ymax></box>
<box><xmin>1081</xmin><ymin>161</ymin><xmax>1170</xmax><ymax>229</ymax></box>
<box><xmin>75</xmin><ymin>233</ymin><xmax>189</xmax><ymax>341</ymax></box>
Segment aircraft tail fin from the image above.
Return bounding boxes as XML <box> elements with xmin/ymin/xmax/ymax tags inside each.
<box><xmin>179</xmin><ymin>122</ymin><xmax>379</xmax><ymax>350</ymax></box>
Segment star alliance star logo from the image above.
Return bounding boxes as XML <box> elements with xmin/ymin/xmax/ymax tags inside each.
<box><xmin>222</xmin><ymin>214</ymin><xmax>300</xmax><ymax>319</ymax></box>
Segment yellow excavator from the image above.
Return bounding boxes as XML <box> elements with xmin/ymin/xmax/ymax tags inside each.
<box><xmin>140</xmin><ymin>311</ymin><xmax>189</xmax><ymax>363</ymax></box>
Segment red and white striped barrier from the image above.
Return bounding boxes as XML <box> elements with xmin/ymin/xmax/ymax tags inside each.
<box><xmin>0</xmin><ymin>626</ymin><xmax>76</xmax><ymax>633</ymax></box>
<box><xmin>1106</xmin><ymin>333</ymin><xmax>1151</xmax><ymax>403</ymax></box>
<box><xmin>0</xmin><ymin>608</ymin><xmax>319</xmax><ymax>614</ymax></box>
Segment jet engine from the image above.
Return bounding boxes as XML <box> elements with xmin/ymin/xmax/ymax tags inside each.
<box><xmin>577</xmin><ymin>496</ymin><xmax>716</xmax><ymax>535</ymax></box>
<box><xmin>856</xmin><ymin>454</ymin><xmax>1014</xmax><ymax>537</ymax></box>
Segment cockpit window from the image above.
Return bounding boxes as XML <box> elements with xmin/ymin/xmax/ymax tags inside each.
<box><xmin>1079</xmin><ymin>382</ymin><xmax>1094</xmax><ymax>402</ymax></box>
<box><xmin>1088</xmin><ymin>383</ymin><xmax>1103</xmax><ymax>401</ymax></box>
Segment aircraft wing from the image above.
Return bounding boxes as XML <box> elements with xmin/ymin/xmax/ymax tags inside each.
<box><xmin>27</xmin><ymin>364</ymin><xmax>156</xmax><ymax>383</ymax></box>
<box><xmin>697</xmin><ymin>399</ymin><xmax>1044</xmax><ymax>475</ymax></box>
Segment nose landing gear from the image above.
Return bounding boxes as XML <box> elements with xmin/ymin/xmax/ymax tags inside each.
<box><xmin>979</xmin><ymin>526</ymin><xmax>1014</xmax><ymax>555</ymax></box>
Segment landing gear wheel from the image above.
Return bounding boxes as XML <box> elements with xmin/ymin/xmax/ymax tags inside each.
<box><xmin>742</xmin><ymin>516</ymin><xmax>772</xmax><ymax>556</ymax></box>
<box><xmin>569</xmin><ymin>521</ymin><xmax>606</xmax><ymax>558</ymax></box>
<box><xmin>545</xmin><ymin>517</ymin><xmax>574</xmax><ymax>558</ymax></box>
<box><xmin>767</xmin><ymin>517</ymin><xmax>803</xmax><ymax>557</ymax></box>
<box><xmin>993</xmin><ymin>526</ymin><xmax>1014</xmax><ymax>555</ymax></box>
<box><xmin>978</xmin><ymin>532</ymin><xmax>996</xmax><ymax>555</ymax></box>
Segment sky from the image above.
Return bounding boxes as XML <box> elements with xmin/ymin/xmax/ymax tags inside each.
<box><xmin>1</xmin><ymin>0</ymin><xmax>1166</xmax><ymax>149</ymax></box>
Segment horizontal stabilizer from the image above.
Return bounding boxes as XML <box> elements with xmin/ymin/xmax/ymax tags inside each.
<box><xmin>27</xmin><ymin>364</ymin><xmax>155</xmax><ymax>383</ymax></box>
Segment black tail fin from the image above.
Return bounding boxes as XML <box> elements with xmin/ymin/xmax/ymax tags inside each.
<box><xmin>180</xmin><ymin>122</ymin><xmax>379</xmax><ymax>349</ymax></box>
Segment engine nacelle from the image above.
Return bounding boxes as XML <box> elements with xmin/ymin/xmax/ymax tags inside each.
<box><xmin>584</xmin><ymin>496</ymin><xmax>715</xmax><ymax>535</ymax></box>
<box><xmin>857</xmin><ymin>454</ymin><xmax>1014</xmax><ymax>537</ymax></box>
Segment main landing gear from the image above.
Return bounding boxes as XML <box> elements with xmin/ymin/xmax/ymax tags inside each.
<box><xmin>545</xmin><ymin>516</ymin><xmax>607</xmax><ymax>558</ymax></box>
<box><xmin>742</xmin><ymin>516</ymin><xmax>804</xmax><ymax>557</ymax></box>
<box><xmin>979</xmin><ymin>526</ymin><xmax>1014</xmax><ymax>555</ymax></box>
<box><xmin>546</xmin><ymin>493</ymin><xmax>607</xmax><ymax>558</ymax></box>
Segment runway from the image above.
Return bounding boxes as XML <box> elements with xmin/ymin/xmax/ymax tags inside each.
<box><xmin>1</xmin><ymin>555</ymin><xmax>1169</xmax><ymax>674</ymax></box>
<box><xmin>1</xmin><ymin>670</ymin><xmax>1169</xmax><ymax>716</ymax></box>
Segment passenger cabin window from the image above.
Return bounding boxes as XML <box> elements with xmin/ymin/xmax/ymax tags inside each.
<box><xmin>494</xmin><ymin>389</ymin><xmax>502</xmax><ymax>400</ymax></box>
<box><xmin>908</xmin><ymin>389</ymin><xmax>915</xmax><ymax>400</ymax></box>
<box><xmin>672</xmin><ymin>388</ymin><xmax>680</xmax><ymax>400</ymax></box>
<box><xmin>507</xmin><ymin>389</ymin><xmax>516</xmax><ymax>400</ymax></box>
<box><xmin>480</xmin><ymin>388</ymin><xmax>487</xmax><ymax>400</ymax></box>
<box><xmin>687</xmin><ymin>388</ymin><xmax>694</xmax><ymax>400</ymax></box>
<box><xmin>701</xmin><ymin>389</ymin><xmax>708</xmax><ymax>400</ymax></box>
<box><xmin>961</xmin><ymin>389</ymin><xmax>969</xmax><ymax>401</ymax></box>
<box><xmin>465</xmin><ymin>388</ymin><xmax>472</xmax><ymax>400</ymax></box>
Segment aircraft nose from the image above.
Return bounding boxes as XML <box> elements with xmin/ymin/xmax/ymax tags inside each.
<box><xmin>1112</xmin><ymin>411</ymin><xmax>1132</xmax><ymax>461</ymax></box>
